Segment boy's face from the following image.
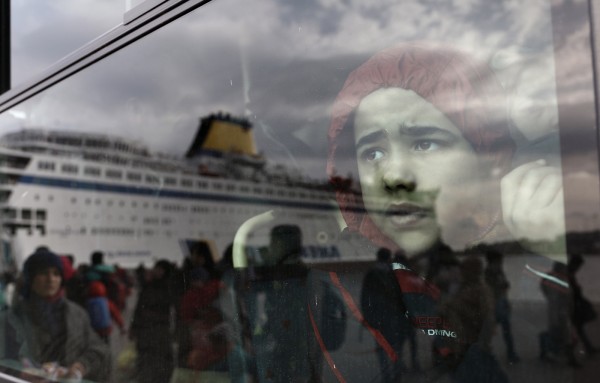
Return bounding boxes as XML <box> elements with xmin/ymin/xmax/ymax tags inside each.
<box><xmin>31</xmin><ymin>267</ymin><xmax>62</xmax><ymax>298</ymax></box>
<box><xmin>353</xmin><ymin>88</ymin><xmax>488</xmax><ymax>256</ymax></box>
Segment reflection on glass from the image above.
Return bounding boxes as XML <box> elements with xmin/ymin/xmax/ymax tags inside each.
<box><xmin>0</xmin><ymin>0</ymin><xmax>598</xmax><ymax>382</ymax></box>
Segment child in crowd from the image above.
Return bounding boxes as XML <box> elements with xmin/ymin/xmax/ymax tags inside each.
<box><xmin>86</xmin><ymin>280</ymin><xmax>125</xmax><ymax>342</ymax></box>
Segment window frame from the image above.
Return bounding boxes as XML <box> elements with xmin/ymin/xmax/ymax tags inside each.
<box><xmin>0</xmin><ymin>0</ymin><xmax>213</xmax><ymax>113</ymax></box>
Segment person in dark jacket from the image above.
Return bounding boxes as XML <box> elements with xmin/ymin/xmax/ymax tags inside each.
<box><xmin>361</xmin><ymin>248</ymin><xmax>410</xmax><ymax>382</ymax></box>
<box><xmin>443</xmin><ymin>256</ymin><xmax>495</xmax><ymax>365</ymax></box>
<box><xmin>63</xmin><ymin>256</ymin><xmax>87</xmax><ymax>308</ymax></box>
<box><xmin>484</xmin><ymin>249</ymin><xmax>520</xmax><ymax>363</ymax></box>
<box><xmin>568</xmin><ymin>254</ymin><xmax>598</xmax><ymax>356</ymax></box>
<box><xmin>539</xmin><ymin>261</ymin><xmax>579</xmax><ymax>367</ymax></box>
<box><xmin>130</xmin><ymin>259</ymin><xmax>175</xmax><ymax>383</ymax></box>
<box><xmin>0</xmin><ymin>248</ymin><xmax>110</xmax><ymax>381</ymax></box>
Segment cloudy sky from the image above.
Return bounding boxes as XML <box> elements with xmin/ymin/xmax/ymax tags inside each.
<box><xmin>3</xmin><ymin>0</ymin><xmax>599</xmax><ymax>232</ymax></box>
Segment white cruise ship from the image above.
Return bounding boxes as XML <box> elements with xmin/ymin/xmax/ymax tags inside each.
<box><xmin>0</xmin><ymin>113</ymin><xmax>347</xmax><ymax>268</ymax></box>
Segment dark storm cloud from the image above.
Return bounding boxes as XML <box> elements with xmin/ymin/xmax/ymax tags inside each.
<box><xmin>11</xmin><ymin>0</ymin><xmax>123</xmax><ymax>87</ymax></box>
<box><xmin>276</xmin><ymin>0</ymin><xmax>345</xmax><ymax>35</ymax></box>
<box><xmin>2</xmin><ymin>0</ymin><xmax>597</xmax><ymax>186</ymax></box>
<box><xmin>12</xmin><ymin>22</ymin><xmax>248</xmax><ymax>153</ymax></box>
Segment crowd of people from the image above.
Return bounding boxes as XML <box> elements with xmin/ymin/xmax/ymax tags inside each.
<box><xmin>0</xmin><ymin>242</ymin><xmax>241</xmax><ymax>382</ymax></box>
<box><xmin>0</xmin><ymin>237</ymin><xmax>596</xmax><ymax>382</ymax></box>
<box><xmin>129</xmin><ymin>241</ymin><xmax>246</xmax><ymax>383</ymax></box>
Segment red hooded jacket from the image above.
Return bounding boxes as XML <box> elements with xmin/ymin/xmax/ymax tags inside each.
<box><xmin>327</xmin><ymin>43</ymin><xmax>515</xmax><ymax>250</ymax></box>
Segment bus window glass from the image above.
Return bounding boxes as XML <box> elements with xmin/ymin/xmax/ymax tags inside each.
<box><xmin>0</xmin><ymin>0</ymin><xmax>598</xmax><ymax>382</ymax></box>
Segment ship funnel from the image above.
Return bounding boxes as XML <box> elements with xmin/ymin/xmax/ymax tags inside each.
<box><xmin>185</xmin><ymin>113</ymin><xmax>258</xmax><ymax>158</ymax></box>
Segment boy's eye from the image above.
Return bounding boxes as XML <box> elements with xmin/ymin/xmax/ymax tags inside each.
<box><xmin>363</xmin><ymin>149</ymin><xmax>385</xmax><ymax>162</ymax></box>
<box><xmin>414</xmin><ymin>140</ymin><xmax>439</xmax><ymax>151</ymax></box>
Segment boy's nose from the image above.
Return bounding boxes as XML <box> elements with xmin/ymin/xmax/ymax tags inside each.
<box><xmin>382</xmin><ymin>159</ymin><xmax>416</xmax><ymax>192</ymax></box>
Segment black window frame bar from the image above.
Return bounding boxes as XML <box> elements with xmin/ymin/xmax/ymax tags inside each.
<box><xmin>0</xmin><ymin>0</ymin><xmax>10</xmax><ymax>95</ymax></box>
<box><xmin>591</xmin><ymin>0</ymin><xmax>600</xmax><ymax>147</ymax></box>
<box><xmin>0</xmin><ymin>0</ymin><xmax>212</xmax><ymax>113</ymax></box>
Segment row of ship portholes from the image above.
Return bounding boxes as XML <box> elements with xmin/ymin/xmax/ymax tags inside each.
<box><xmin>32</xmin><ymin>194</ymin><xmax>220</xmax><ymax>213</ymax></box>
<box><xmin>34</xmin><ymin>162</ymin><xmax>332</xmax><ymax>202</ymax></box>
<box><xmin>27</xmin><ymin>226</ymin><xmax>169</xmax><ymax>237</ymax></box>
<box><xmin>22</xmin><ymin>227</ymin><xmax>178</xmax><ymax>238</ymax></box>
<box><xmin>61</xmin><ymin>212</ymin><xmax>173</xmax><ymax>225</ymax></box>
<box><xmin>30</xmin><ymin>194</ymin><xmax>270</xmax><ymax>217</ymax></box>
<box><xmin>51</xmin><ymin>226</ymin><xmax>158</xmax><ymax>237</ymax></box>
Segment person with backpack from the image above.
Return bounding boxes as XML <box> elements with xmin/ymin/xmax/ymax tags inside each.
<box><xmin>86</xmin><ymin>280</ymin><xmax>125</xmax><ymax>343</ymax></box>
<box><xmin>86</xmin><ymin>251</ymin><xmax>122</xmax><ymax>309</ymax></box>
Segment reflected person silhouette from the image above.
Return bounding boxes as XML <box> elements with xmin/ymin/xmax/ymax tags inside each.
<box><xmin>539</xmin><ymin>261</ymin><xmax>580</xmax><ymax>367</ymax></box>
<box><xmin>249</xmin><ymin>224</ymin><xmax>314</xmax><ymax>383</ymax></box>
<box><xmin>360</xmin><ymin>248</ymin><xmax>409</xmax><ymax>382</ymax></box>
<box><xmin>392</xmin><ymin>250</ymin><xmax>420</xmax><ymax>372</ymax></box>
<box><xmin>484</xmin><ymin>249</ymin><xmax>520</xmax><ymax>363</ymax></box>
<box><xmin>130</xmin><ymin>259</ymin><xmax>175</xmax><ymax>383</ymax></box>
<box><xmin>568</xmin><ymin>254</ymin><xmax>598</xmax><ymax>356</ymax></box>
<box><xmin>443</xmin><ymin>256</ymin><xmax>495</xmax><ymax>378</ymax></box>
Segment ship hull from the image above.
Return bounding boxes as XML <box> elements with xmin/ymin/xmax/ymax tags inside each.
<box><xmin>1</xmin><ymin>148</ymin><xmax>347</xmax><ymax>267</ymax></box>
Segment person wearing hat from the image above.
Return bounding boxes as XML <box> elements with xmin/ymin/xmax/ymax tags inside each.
<box><xmin>0</xmin><ymin>248</ymin><xmax>110</xmax><ymax>381</ymax></box>
<box><xmin>318</xmin><ymin>43</ymin><xmax>519</xmax><ymax>382</ymax></box>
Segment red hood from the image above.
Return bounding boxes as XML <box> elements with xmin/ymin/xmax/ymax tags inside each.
<box><xmin>327</xmin><ymin>43</ymin><xmax>515</xmax><ymax>249</ymax></box>
<box><xmin>60</xmin><ymin>256</ymin><xmax>75</xmax><ymax>281</ymax></box>
<box><xmin>88</xmin><ymin>281</ymin><xmax>107</xmax><ymax>298</ymax></box>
